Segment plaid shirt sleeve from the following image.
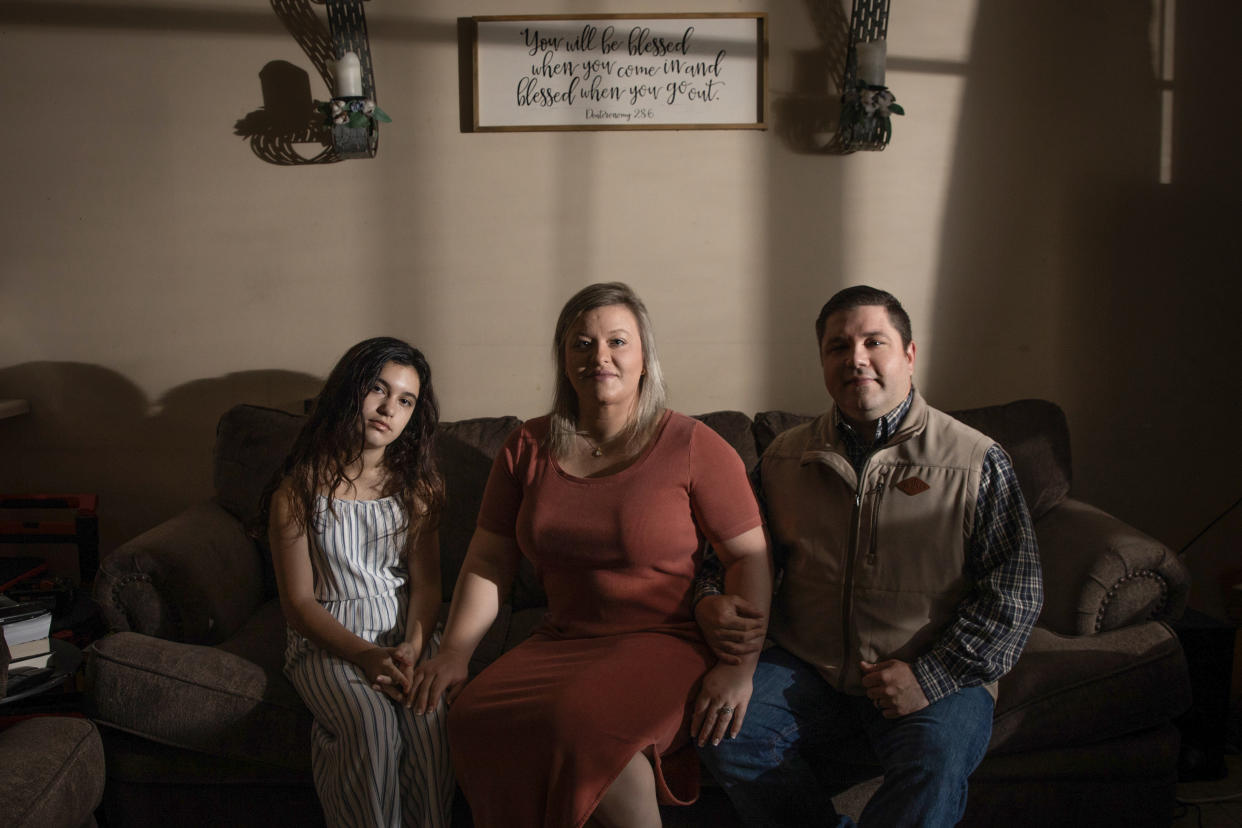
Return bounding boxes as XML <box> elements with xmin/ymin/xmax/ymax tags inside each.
<box><xmin>912</xmin><ymin>444</ymin><xmax>1044</xmax><ymax>703</ymax></box>
<box><xmin>692</xmin><ymin>547</ymin><xmax>726</xmax><ymax>606</ymax></box>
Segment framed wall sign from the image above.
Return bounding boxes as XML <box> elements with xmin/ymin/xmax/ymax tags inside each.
<box><xmin>468</xmin><ymin>14</ymin><xmax>767</xmax><ymax>131</ymax></box>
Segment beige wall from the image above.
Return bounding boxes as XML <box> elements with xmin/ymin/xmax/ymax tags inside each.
<box><xmin>2</xmin><ymin>1</ymin><xmax>1239</xmax><ymax>571</ymax></box>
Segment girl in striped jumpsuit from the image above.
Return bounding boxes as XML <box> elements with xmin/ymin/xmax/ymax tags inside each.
<box><xmin>266</xmin><ymin>337</ymin><xmax>453</xmax><ymax>828</ymax></box>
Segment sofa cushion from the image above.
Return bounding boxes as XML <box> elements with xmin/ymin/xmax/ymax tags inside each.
<box><xmin>988</xmin><ymin>622</ymin><xmax>1190</xmax><ymax>755</ymax></box>
<box><xmin>948</xmin><ymin>399</ymin><xmax>1071</xmax><ymax>522</ymax></box>
<box><xmin>437</xmin><ymin>416</ymin><xmax>546</xmax><ymax>608</ymax></box>
<box><xmin>214</xmin><ymin>405</ymin><xmax>537</xmax><ymax>607</ymax></box>
<box><xmin>694</xmin><ymin>411</ymin><xmax>760</xmax><ymax>471</ymax></box>
<box><xmin>88</xmin><ymin>599</ymin><xmax>312</xmax><ymax>773</ymax></box>
<box><xmin>213</xmin><ymin>405</ymin><xmax>303</xmax><ymax>598</ymax></box>
<box><xmin>214</xmin><ymin>404</ymin><xmax>303</xmax><ymax>529</ymax></box>
<box><xmin>753</xmin><ymin>410</ymin><xmax>814</xmax><ymax>460</ymax></box>
<box><xmin>0</xmin><ymin>717</ymin><xmax>106</xmax><ymax>828</ymax></box>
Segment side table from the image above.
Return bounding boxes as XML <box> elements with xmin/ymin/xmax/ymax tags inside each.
<box><xmin>1174</xmin><ymin>607</ymin><xmax>1239</xmax><ymax>781</ymax></box>
<box><xmin>1</xmin><ymin>638</ymin><xmax>82</xmax><ymax>708</ymax></box>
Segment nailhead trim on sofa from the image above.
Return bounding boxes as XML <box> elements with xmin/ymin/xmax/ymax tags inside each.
<box><xmin>1095</xmin><ymin>570</ymin><xmax>1168</xmax><ymax>633</ymax></box>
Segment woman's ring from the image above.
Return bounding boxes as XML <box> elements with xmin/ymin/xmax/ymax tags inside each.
<box><xmin>720</xmin><ymin>705</ymin><xmax>734</xmax><ymax>716</ymax></box>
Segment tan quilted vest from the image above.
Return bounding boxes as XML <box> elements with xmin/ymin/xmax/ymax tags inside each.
<box><xmin>763</xmin><ymin>392</ymin><xmax>994</xmax><ymax>696</ymax></box>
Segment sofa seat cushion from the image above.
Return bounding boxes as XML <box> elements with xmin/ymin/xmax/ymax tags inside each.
<box><xmin>989</xmin><ymin>622</ymin><xmax>1190</xmax><ymax>754</ymax></box>
<box><xmin>0</xmin><ymin>716</ymin><xmax>106</xmax><ymax>828</ymax></box>
<box><xmin>88</xmin><ymin>599</ymin><xmax>311</xmax><ymax>773</ymax></box>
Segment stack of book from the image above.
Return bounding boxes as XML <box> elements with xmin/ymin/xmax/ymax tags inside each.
<box><xmin>1</xmin><ymin>596</ymin><xmax>53</xmax><ymax>672</ymax></box>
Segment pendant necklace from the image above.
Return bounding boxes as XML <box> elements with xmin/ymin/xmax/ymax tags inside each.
<box><xmin>578</xmin><ymin>432</ymin><xmax>604</xmax><ymax>457</ymax></box>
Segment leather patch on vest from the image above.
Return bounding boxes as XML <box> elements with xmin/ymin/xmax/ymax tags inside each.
<box><xmin>894</xmin><ymin>477</ymin><xmax>930</xmax><ymax>496</ymax></box>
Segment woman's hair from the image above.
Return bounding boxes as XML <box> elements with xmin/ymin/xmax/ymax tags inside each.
<box><xmin>547</xmin><ymin>282</ymin><xmax>667</xmax><ymax>458</ymax></box>
<box><xmin>257</xmin><ymin>337</ymin><xmax>444</xmax><ymax>542</ymax></box>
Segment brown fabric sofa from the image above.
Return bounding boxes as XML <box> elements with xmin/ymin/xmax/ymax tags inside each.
<box><xmin>86</xmin><ymin>400</ymin><xmax>1192</xmax><ymax>827</ymax></box>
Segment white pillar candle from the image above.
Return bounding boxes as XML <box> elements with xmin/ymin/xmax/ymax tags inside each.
<box><xmin>336</xmin><ymin>51</ymin><xmax>363</xmax><ymax>98</ymax></box>
<box><xmin>855</xmin><ymin>38</ymin><xmax>886</xmax><ymax>86</ymax></box>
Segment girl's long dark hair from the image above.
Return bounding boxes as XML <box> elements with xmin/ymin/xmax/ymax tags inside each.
<box><xmin>258</xmin><ymin>337</ymin><xmax>444</xmax><ymax>543</ymax></box>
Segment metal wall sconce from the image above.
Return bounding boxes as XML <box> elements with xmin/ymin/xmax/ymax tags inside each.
<box><xmin>839</xmin><ymin>0</ymin><xmax>903</xmax><ymax>152</ymax></box>
<box><xmin>325</xmin><ymin>0</ymin><xmax>381</xmax><ymax>159</ymax></box>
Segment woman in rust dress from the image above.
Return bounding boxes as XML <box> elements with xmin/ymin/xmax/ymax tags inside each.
<box><xmin>410</xmin><ymin>282</ymin><xmax>771</xmax><ymax>828</ymax></box>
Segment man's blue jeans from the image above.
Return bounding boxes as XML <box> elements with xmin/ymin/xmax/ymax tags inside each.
<box><xmin>699</xmin><ymin>647</ymin><xmax>994</xmax><ymax>828</ymax></box>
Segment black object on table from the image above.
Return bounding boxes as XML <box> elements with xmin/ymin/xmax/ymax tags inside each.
<box><xmin>1</xmin><ymin>638</ymin><xmax>81</xmax><ymax>706</ymax></box>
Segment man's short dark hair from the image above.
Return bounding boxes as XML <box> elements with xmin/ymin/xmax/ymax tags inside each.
<box><xmin>814</xmin><ymin>285</ymin><xmax>913</xmax><ymax>349</ymax></box>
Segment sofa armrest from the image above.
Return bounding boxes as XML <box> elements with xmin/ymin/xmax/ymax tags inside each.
<box><xmin>989</xmin><ymin>622</ymin><xmax>1190</xmax><ymax>755</ymax></box>
<box><xmin>93</xmin><ymin>501</ymin><xmax>263</xmax><ymax>644</ymax></box>
<box><xmin>86</xmin><ymin>624</ymin><xmax>311</xmax><ymax>772</ymax></box>
<box><xmin>1035</xmin><ymin>498</ymin><xmax>1189</xmax><ymax>636</ymax></box>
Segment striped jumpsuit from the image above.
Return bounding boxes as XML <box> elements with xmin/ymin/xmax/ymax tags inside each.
<box><xmin>285</xmin><ymin>495</ymin><xmax>453</xmax><ymax>828</ymax></box>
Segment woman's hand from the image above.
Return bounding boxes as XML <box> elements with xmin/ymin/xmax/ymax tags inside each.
<box><xmin>356</xmin><ymin>646</ymin><xmax>412</xmax><ymax>701</ymax></box>
<box><xmin>408</xmin><ymin>649</ymin><xmax>471</xmax><ymax>715</ymax></box>
<box><xmin>390</xmin><ymin>641</ymin><xmax>419</xmax><ymax>705</ymax></box>
<box><xmin>691</xmin><ymin>662</ymin><xmax>754</xmax><ymax>747</ymax></box>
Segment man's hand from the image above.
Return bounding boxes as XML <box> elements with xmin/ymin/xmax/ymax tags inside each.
<box><xmin>860</xmin><ymin>659</ymin><xmax>929</xmax><ymax>718</ymax></box>
<box><xmin>695</xmin><ymin>594</ymin><xmax>767</xmax><ymax>665</ymax></box>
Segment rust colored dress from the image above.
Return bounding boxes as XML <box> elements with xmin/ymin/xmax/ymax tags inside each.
<box><xmin>447</xmin><ymin>411</ymin><xmax>761</xmax><ymax>828</ymax></box>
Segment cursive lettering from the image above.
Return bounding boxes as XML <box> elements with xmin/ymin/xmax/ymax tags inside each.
<box><xmin>628</xmin><ymin>26</ymin><xmax>693</xmax><ymax>57</ymax></box>
<box><xmin>521</xmin><ymin>25</ymin><xmax>600</xmax><ymax>56</ymax></box>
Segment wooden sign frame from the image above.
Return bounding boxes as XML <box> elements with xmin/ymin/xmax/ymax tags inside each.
<box><xmin>467</xmin><ymin>13</ymin><xmax>767</xmax><ymax>132</ymax></box>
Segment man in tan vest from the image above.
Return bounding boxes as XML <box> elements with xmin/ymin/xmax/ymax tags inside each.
<box><xmin>694</xmin><ymin>286</ymin><xmax>1042</xmax><ymax>827</ymax></box>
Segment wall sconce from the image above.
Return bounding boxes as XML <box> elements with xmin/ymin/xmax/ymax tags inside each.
<box><xmin>323</xmin><ymin>0</ymin><xmax>383</xmax><ymax>159</ymax></box>
<box><xmin>838</xmin><ymin>0</ymin><xmax>903</xmax><ymax>152</ymax></box>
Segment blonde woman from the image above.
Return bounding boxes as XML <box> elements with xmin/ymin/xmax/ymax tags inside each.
<box><xmin>411</xmin><ymin>283</ymin><xmax>771</xmax><ymax>828</ymax></box>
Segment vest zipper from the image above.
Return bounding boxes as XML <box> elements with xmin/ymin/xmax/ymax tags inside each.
<box><xmin>866</xmin><ymin>470</ymin><xmax>888</xmax><ymax>567</ymax></box>
<box><xmin>840</xmin><ymin>461</ymin><xmax>888</xmax><ymax>691</ymax></box>
<box><xmin>839</xmin><ymin>463</ymin><xmax>867</xmax><ymax>692</ymax></box>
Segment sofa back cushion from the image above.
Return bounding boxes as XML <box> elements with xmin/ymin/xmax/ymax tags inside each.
<box><xmin>437</xmin><ymin>417</ymin><xmax>544</xmax><ymax>608</ymax></box>
<box><xmin>754</xmin><ymin>410</ymin><xmax>815</xmax><ymax>458</ymax></box>
<box><xmin>212</xmin><ymin>404</ymin><xmax>538</xmax><ymax>605</ymax></box>
<box><xmin>213</xmin><ymin>405</ymin><xmax>306</xmax><ymax>598</ymax></box>
<box><xmin>214</xmin><ymin>405</ymin><xmax>303</xmax><ymax>530</ymax></box>
<box><xmin>694</xmin><ymin>411</ymin><xmax>760</xmax><ymax>470</ymax></box>
<box><xmin>753</xmin><ymin>398</ymin><xmax>1072</xmax><ymax>522</ymax></box>
<box><xmin>948</xmin><ymin>399</ymin><xmax>1071</xmax><ymax>521</ymax></box>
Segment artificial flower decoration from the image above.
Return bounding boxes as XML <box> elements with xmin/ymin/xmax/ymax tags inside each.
<box><xmin>316</xmin><ymin>97</ymin><xmax>392</xmax><ymax>129</ymax></box>
<box><xmin>839</xmin><ymin>80</ymin><xmax>904</xmax><ymax>149</ymax></box>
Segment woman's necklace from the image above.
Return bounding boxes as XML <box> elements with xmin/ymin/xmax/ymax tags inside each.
<box><xmin>578</xmin><ymin>432</ymin><xmax>605</xmax><ymax>457</ymax></box>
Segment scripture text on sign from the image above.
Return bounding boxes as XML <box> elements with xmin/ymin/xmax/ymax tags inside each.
<box><xmin>472</xmin><ymin>15</ymin><xmax>766</xmax><ymax>130</ymax></box>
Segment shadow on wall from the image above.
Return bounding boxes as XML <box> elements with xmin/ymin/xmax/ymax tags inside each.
<box><xmin>0</xmin><ymin>362</ymin><xmax>322</xmax><ymax>560</ymax></box>
<box><xmin>234</xmin><ymin>60</ymin><xmax>336</xmax><ymax>165</ymax></box>
<box><xmin>770</xmin><ymin>0</ymin><xmax>851</xmax><ymax>155</ymax></box>
<box><xmin>926</xmin><ymin>0</ymin><xmax>1242</xmax><ymax>547</ymax></box>
<box><xmin>234</xmin><ymin>0</ymin><xmax>339</xmax><ymax>165</ymax></box>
